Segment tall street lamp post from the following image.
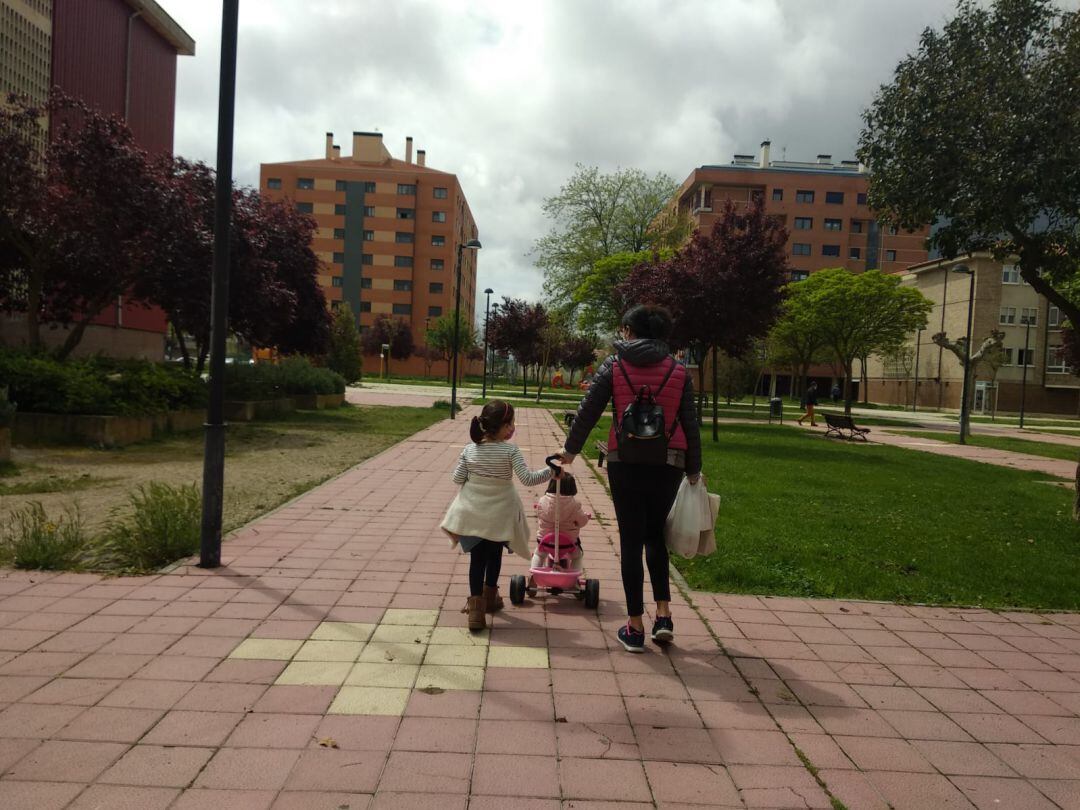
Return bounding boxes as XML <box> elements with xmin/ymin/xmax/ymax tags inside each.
<box><xmin>1019</xmin><ymin>315</ymin><xmax>1032</xmax><ymax>429</ymax></box>
<box><xmin>481</xmin><ymin>288</ymin><xmax>494</xmax><ymax>399</ymax></box>
<box><xmin>199</xmin><ymin>0</ymin><xmax>239</xmax><ymax>569</ymax></box>
<box><xmin>953</xmin><ymin>264</ymin><xmax>976</xmax><ymax>445</ymax></box>
<box><xmin>488</xmin><ymin>302</ymin><xmax>499</xmax><ymax>393</ymax></box>
<box><xmin>450</xmin><ymin>239</ymin><xmax>482</xmax><ymax>418</ymax></box>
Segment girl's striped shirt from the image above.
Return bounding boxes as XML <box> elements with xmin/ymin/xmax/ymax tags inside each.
<box><xmin>452</xmin><ymin>441</ymin><xmax>552</xmax><ymax>487</ymax></box>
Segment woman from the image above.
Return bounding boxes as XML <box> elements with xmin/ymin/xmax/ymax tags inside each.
<box><xmin>558</xmin><ymin>304</ymin><xmax>702</xmax><ymax>652</ymax></box>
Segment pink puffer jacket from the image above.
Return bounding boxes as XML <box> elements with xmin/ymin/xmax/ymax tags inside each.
<box><xmin>534</xmin><ymin>494</ymin><xmax>590</xmax><ymax>542</ymax></box>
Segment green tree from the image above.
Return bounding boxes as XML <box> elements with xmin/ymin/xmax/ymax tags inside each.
<box><xmin>573</xmin><ymin>249</ymin><xmax>673</xmax><ymax>334</ymax></box>
<box><xmin>536</xmin><ymin>165</ymin><xmax>677</xmax><ymax>313</ymax></box>
<box><xmin>425</xmin><ymin>313</ymin><xmax>476</xmax><ymax>383</ymax></box>
<box><xmin>859</xmin><ymin>0</ymin><xmax>1080</xmax><ymax>328</ymax></box>
<box><xmin>326</xmin><ymin>303</ymin><xmax>362</xmax><ymax>384</ymax></box>
<box><xmin>768</xmin><ymin>282</ymin><xmax>830</xmax><ymax>399</ymax></box>
<box><xmin>799</xmin><ymin>269</ymin><xmax>933</xmax><ymax>414</ymax></box>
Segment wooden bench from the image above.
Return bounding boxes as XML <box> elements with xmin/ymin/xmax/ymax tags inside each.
<box><xmin>596</xmin><ymin>441</ymin><xmax>609</xmax><ymax>467</ymax></box>
<box><xmin>823</xmin><ymin>412</ymin><xmax>870</xmax><ymax>441</ymax></box>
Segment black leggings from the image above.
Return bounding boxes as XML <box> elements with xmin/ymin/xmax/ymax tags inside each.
<box><xmin>469</xmin><ymin>540</ymin><xmax>505</xmax><ymax>596</ymax></box>
<box><xmin>608</xmin><ymin>463</ymin><xmax>684</xmax><ymax>617</ymax></box>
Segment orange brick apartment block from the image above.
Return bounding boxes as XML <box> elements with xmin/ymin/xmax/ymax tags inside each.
<box><xmin>260</xmin><ymin>132</ymin><xmax>479</xmax><ymax>361</ymax></box>
<box><xmin>666</xmin><ymin>141</ymin><xmax>929</xmax><ymax>279</ymax></box>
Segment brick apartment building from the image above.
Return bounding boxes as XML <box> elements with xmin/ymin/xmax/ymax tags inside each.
<box><xmin>865</xmin><ymin>254</ymin><xmax>1079</xmax><ymax>416</ymax></box>
<box><xmin>260</xmin><ymin>132</ymin><xmax>480</xmax><ymax>378</ymax></box>
<box><xmin>0</xmin><ymin>0</ymin><xmax>194</xmax><ymax>358</ymax></box>
<box><xmin>667</xmin><ymin>140</ymin><xmax>929</xmax><ymax>282</ymax></box>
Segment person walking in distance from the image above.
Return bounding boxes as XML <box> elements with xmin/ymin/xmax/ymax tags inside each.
<box><xmin>798</xmin><ymin>381</ymin><xmax>819</xmax><ymax>427</ymax></box>
<box><xmin>557</xmin><ymin>305</ymin><xmax>702</xmax><ymax>653</ymax></box>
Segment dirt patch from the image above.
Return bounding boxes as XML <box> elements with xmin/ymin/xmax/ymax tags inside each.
<box><xmin>0</xmin><ymin>405</ymin><xmax>444</xmax><ymax>535</ymax></box>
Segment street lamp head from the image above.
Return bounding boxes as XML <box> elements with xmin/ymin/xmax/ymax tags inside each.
<box><xmin>952</xmin><ymin>264</ymin><xmax>972</xmax><ymax>275</ymax></box>
<box><xmin>484</xmin><ymin>287</ymin><xmax>494</xmax><ymax>295</ymax></box>
<box><xmin>464</xmin><ymin>238</ymin><xmax>482</xmax><ymax>250</ymax></box>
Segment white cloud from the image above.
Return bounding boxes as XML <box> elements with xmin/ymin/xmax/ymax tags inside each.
<box><xmin>167</xmin><ymin>0</ymin><xmax>965</xmax><ymax>305</ymax></box>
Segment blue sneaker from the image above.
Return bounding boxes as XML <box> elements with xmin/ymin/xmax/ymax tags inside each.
<box><xmin>617</xmin><ymin>622</ymin><xmax>646</xmax><ymax>653</ymax></box>
<box><xmin>652</xmin><ymin>616</ymin><xmax>674</xmax><ymax>643</ymax></box>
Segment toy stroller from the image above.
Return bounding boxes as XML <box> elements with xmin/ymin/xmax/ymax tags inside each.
<box><xmin>510</xmin><ymin>456</ymin><xmax>599</xmax><ymax>609</ymax></box>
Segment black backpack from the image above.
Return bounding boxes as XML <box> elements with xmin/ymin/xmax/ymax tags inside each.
<box><xmin>613</xmin><ymin>358</ymin><xmax>680</xmax><ymax>466</ymax></box>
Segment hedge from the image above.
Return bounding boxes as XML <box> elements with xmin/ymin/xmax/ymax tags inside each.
<box><xmin>223</xmin><ymin>357</ymin><xmax>345</xmax><ymax>401</ymax></box>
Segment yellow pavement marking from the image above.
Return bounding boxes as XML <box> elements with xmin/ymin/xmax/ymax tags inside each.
<box><xmin>371</xmin><ymin>624</ymin><xmax>433</xmax><ymax>644</ymax></box>
<box><xmin>430</xmin><ymin>626</ymin><xmax>490</xmax><ymax>646</ymax></box>
<box><xmin>380</xmin><ymin>608</ymin><xmax>440</xmax><ymax>627</ymax></box>
<box><xmin>416</xmin><ymin>664</ymin><xmax>485</xmax><ymax>691</ymax></box>
<box><xmin>358</xmin><ymin>641</ymin><xmax>427</xmax><ymax>665</ymax></box>
<box><xmin>311</xmin><ymin>622</ymin><xmax>377</xmax><ymax>642</ymax></box>
<box><xmin>329</xmin><ymin>686</ymin><xmax>411</xmax><ymax>716</ymax></box>
<box><xmin>487</xmin><ymin>646</ymin><xmax>550</xmax><ymax>669</ymax></box>
<box><xmin>228</xmin><ymin>638</ymin><xmax>304</xmax><ymax>661</ymax></box>
<box><xmin>294</xmin><ymin>640</ymin><xmax>365</xmax><ymax>662</ymax></box>
<box><xmin>275</xmin><ymin>660</ymin><xmax>353</xmax><ymax>686</ymax></box>
<box><xmin>423</xmin><ymin>644</ymin><xmax>488</xmax><ymax>667</ymax></box>
<box><xmin>345</xmin><ymin>662</ymin><xmax>420</xmax><ymax>688</ymax></box>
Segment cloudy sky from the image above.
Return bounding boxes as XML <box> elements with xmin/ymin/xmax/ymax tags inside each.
<box><xmin>167</xmin><ymin>0</ymin><xmax>967</xmax><ymax>304</ymax></box>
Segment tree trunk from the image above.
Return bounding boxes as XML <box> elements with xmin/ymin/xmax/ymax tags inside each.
<box><xmin>711</xmin><ymin>345</ymin><xmax>719</xmax><ymax>442</ymax></box>
<box><xmin>55</xmin><ymin>313</ymin><xmax>95</xmax><ymax>360</ymax></box>
<box><xmin>1074</xmin><ymin>453</ymin><xmax>1080</xmax><ymax>522</ymax></box>
<box><xmin>860</xmin><ymin>356</ymin><xmax>869</xmax><ymax>405</ymax></box>
<box><xmin>697</xmin><ymin>364</ymin><xmax>706</xmax><ymax>425</ymax></box>
<box><xmin>25</xmin><ymin>265</ymin><xmax>43</xmax><ymax>353</ymax></box>
<box><xmin>174</xmin><ymin>325</ymin><xmax>192</xmax><ymax>371</ymax></box>
<box><xmin>843</xmin><ymin>361</ymin><xmax>854</xmax><ymax>415</ymax></box>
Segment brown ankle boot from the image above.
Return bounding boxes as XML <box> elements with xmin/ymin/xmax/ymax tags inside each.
<box><xmin>466</xmin><ymin>596</ymin><xmax>486</xmax><ymax>631</ymax></box>
<box><xmin>483</xmin><ymin>585</ymin><xmax>504</xmax><ymax>613</ymax></box>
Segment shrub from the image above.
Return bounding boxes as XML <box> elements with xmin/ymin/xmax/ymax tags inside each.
<box><xmin>95</xmin><ymin>482</ymin><xmax>201</xmax><ymax>572</ymax></box>
<box><xmin>327</xmin><ymin>303</ymin><xmax>363</xmax><ymax>384</ymax></box>
<box><xmin>0</xmin><ymin>398</ymin><xmax>14</xmax><ymax>429</ymax></box>
<box><xmin>0</xmin><ymin>502</ymin><xmax>87</xmax><ymax>570</ymax></box>
<box><xmin>277</xmin><ymin>356</ymin><xmax>345</xmax><ymax>396</ymax></box>
<box><xmin>432</xmin><ymin>399</ymin><xmax>463</xmax><ymax>414</ymax></box>
<box><xmin>223</xmin><ymin>358</ymin><xmax>345</xmax><ymax>400</ymax></box>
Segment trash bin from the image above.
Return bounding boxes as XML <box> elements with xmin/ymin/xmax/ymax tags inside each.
<box><xmin>769</xmin><ymin>397</ymin><xmax>783</xmax><ymax>423</ymax></box>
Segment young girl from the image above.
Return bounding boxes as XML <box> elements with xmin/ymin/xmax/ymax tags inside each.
<box><xmin>530</xmin><ymin>473</ymin><xmax>590</xmax><ymax>588</ymax></box>
<box><xmin>441</xmin><ymin>401</ymin><xmax>553</xmax><ymax>631</ymax></box>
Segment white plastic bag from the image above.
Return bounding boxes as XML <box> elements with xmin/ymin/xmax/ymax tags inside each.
<box><xmin>697</xmin><ymin>491</ymin><xmax>721</xmax><ymax>557</ymax></box>
<box><xmin>664</xmin><ymin>477</ymin><xmax>714</xmax><ymax>558</ymax></box>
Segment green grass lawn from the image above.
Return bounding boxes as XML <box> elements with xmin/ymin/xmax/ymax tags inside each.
<box><xmin>888</xmin><ymin>430</ymin><xmax>1080</xmax><ymax>463</ymax></box>
<box><xmin>568</xmin><ymin>417</ymin><xmax>1080</xmax><ymax>609</ymax></box>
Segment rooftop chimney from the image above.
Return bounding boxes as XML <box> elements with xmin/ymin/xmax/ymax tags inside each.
<box><xmin>816</xmin><ymin>154</ymin><xmax>832</xmax><ymax>165</ymax></box>
<box><xmin>417</xmin><ymin>148</ymin><xmax>426</xmax><ymax>167</ymax></box>
<box><xmin>351</xmin><ymin>131</ymin><xmax>391</xmax><ymax>163</ymax></box>
<box><xmin>405</xmin><ymin>136</ymin><xmax>413</xmax><ymax>164</ymax></box>
<box><xmin>325</xmin><ymin>132</ymin><xmax>334</xmax><ymax>160</ymax></box>
<box><xmin>759</xmin><ymin>139</ymin><xmax>771</xmax><ymax>168</ymax></box>
<box><xmin>332</xmin><ymin>145</ymin><xmax>340</xmax><ymax>159</ymax></box>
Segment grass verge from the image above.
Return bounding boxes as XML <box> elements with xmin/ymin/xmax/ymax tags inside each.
<box><xmin>888</xmin><ymin>430</ymin><xmax>1080</xmax><ymax>463</ymax></box>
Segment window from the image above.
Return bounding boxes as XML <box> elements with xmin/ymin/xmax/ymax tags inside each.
<box><xmin>885</xmin><ymin>249</ymin><xmax>897</xmax><ymax>261</ymax></box>
<box><xmin>1047</xmin><ymin>345</ymin><xmax>1072</xmax><ymax>373</ymax></box>
<box><xmin>363</xmin><ymin>206</ymin><xmax>376</xmax><ymax>217</ymax></box>
<box><xmin>824</xmin><ymin>218</ymin><xmax>842</xmax><ymax>231</ymax></box>
<box><xmin>432</xmin><ymin>235</ymin><xmax>446</xmax><ymax>247</ymax></box>
<box><xmin>795</xmin><ymin>190</ymin><xmax>814</xmax><ymax>204</ymax></box>
<box><xmin>395</xmin><ymin>232</ymin><xmax>414</xmax><ymax>244</ymax></box>
<box><xmin>363</xmin><ymin>182</ymin><xmax>376</xmax><ymax>193</ymax></box>
<box><xmin>362</xmin><ymin>230</ymin><xmax>374</xmax><ymax>241</ymax></box>
<box><xmin>822</xmin><ymin>245</ymin><xmax>841</xmax><ymax>257</ymax></box>
<box><xmin>333</xmin><ymin>228</ymin><xmax>346</xmax><ymax>240</ymax></box>
<box><xmin>771</xmin><ymin>188</ymin><xmax>783</xmax><ymax>201</ymax></box>
<box><xmin>332</xmin><ymin>252</ymin><xmax>345</xmax><ymax>264</ymax></box>
<box><xmin>392</xmin><ymin>303</ymin><xmax>412</xmax><ymax>315</ymax></box>
<box><xmin>825</xmin><ymin>191</ymin><xmax>844</xmax><ymax>204</ymax></box>
<box><xmin>267</xmin><ymin>178</ymin><xmax>282</xmax><ymax>189</ymax></box>
<box><xmin>297</xmin><ymin>178</ymin><xmax>315</xmax><ymax>190</ymax></box>
<box><xmin>359</xmin><ymin>301</ymin><xmax>372</xmax><ymax>313</ymax></box>
<box><xmin>393</xmin><ymin>280</ymin><xmax>412</xmax><ymax>291</ymax></box>
<box><xmin>335</xmin><ymin>204</ymin><xmax>347</xmax><ymax>215</ymax></box>
<box><xmin>849</xmin><ymin>248</ymin><xmax>861</xmax><ymax>260</ymax></box>
<box><xmin>857</xmin><ymin>192</ymin><xmax>867</xmax><ymax>205</ymax></box>
<box><xmin>999</xmin><ymin>306</ymin><xmax>1016</xmax><ymax>325</ymax></box>
<box><xmin>331</xmin><ymin>276</ymin><xmax>343</xmax><ymax>288</ymax></box>
<box><xmin>335</xmin><ymin>180</ymin><xmax>347</xmax><ymax>192</ymax></box>
<box><xmin>792</xmin><ymin>243</ymin><xmax>811</xmax><ymax>256</ymax></box>
<box><xmin>361</xmin><ymin>254</ymin><xmax>373</xmax><ymax>266</ymax></box>
<box><xmin>429</xmin><ymin>282</ymin><xmax>444</xmax><ymax>294</ymax></box>
<box><xmin>394</xmin><ymin>256</ymin><xmax>413</xmax><ymax>268</ymax></box>
<box><xmin>851</xmin><ymin>220</ymin><xmax>863</xmax><ymax>233</ymax></box>
<box><xmin>1001</xmin><ymin>348</ymin><xmax>1014</xmax><ymax>365</ymax></box>
<box><xmin>1049</xmin><ymin>306</ymin><xmax>1061</xmax><ymax>328</ymax></box>
<box><xmin>1020</xmin><ymin>308</ymin><xmax>1037</xmax><ymax>326</ymax></box>
<box><xmin>397</xmin><ymin>208</ymin><xmax>415</xmax><ymax>219</ymax></box>
<box><xmin>791</xmin><ymin>270</ymin><xmax>809</xmax><ymax>282</ymax></box>
<box><xmin>1017</xmin><ymin>348</ymin><xmax>1034</xmax><ymax>367</ymax></box>
<box><xmin>360</xmin><ymin>277</ymin><xmax>371</xmax><ymax>289</ymax></box>
<box><xmin>297</xmin><ymin>202</ymin><xmax>313</xmax><ymax>214</ymax></box>
<box><xmin>397</xmin><ymin>183</ymin><xmax>416</xmax><ymax>195</ymax></box>
<box><xmin>1002</xmin><ymin>264</ymin><xmax>1020</xmax><ymax>284</ymax></box>
<box><xmin>428</xmin><ymin>306</ymin><xmax>443</xmax><ymax>317</ymax></box>
<box><xmin>434</xmin><ymin>187</ymin><xmax>448</xmax><ymax>199</ymax></box>
<box><xmin>432</xmin><ymin>211</ymin><xmax>447</xmax><ymax>223</ymax></box>
<box><xmin>431</xmin><ymin>259</ymin><xmax>445</xmax><ymax>270</ymax></box>
<box><xmin>888</xmin><ymin>225</ymin><xmax>899</xmax><ymax>235</ymax></box>
<box><xmin>330</xmin><ymin>300</ymin><xmax>341</xmax><ymax>311</ymax></box>
<box><xmin>794</xmin><ymin>217</ymin><xmax>813</xmax><ymax>230</ymax></box>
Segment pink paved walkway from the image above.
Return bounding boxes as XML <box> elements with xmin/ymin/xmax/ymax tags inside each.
<box><xmin>1</xmin><ymin>409</ymin><xmax>1079</xmax><ymax>809</ymax></box>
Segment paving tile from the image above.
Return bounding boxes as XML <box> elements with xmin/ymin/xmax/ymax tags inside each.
<box><xmin>417</xmin><ymin>664</ymin><xmax>485</xmax><ymax>691</ymax></box>
<box><xmin>312</xmin><ymin>714</ymin><xmax>400</xmax><ymax>751</ymax></box>
<box><xmin>370</xmin><ymin>792</ymin><xmax>465</xmax><ymax>809</ymax></box>
<box><xmin>176</xmin><ymin>682</ymin><xmax>266</xmax><ymax>713</ymax></box>
<box><xmin>359</xmin><ymin>641</ymin><xmax>427</xmax><ymax>665</ymax></box>
<box><xmin>6</xmin><ymin>739</ymin><xmax>128</xmax><ymax>782</ymax></box>
<box><xmin>472</xmin><ymin>752</ymin><xmax>558</xmax><ymax>797</ymax></box>
<box><xmin>227</xmin><ymin>712</ymin><xmax>322</xmax><ymax>748</ymax></box>
<box><xmin>273</xmin><ymin>791</ymin><xmax>373</xmax><ymax>810</ymax></box>
<box><xmin>171</xmin><ymin>788</ymin><xmax>278</xmax><ymax>809</ymax></box>
<box><xmin>951</xmin><ymin>776</ymin><xmax>1059</xmax><ymax>810</ymax></box>
<box><xmin>816</xmin><ymin>768</ymin><xmax>891</xmax><ymax>809</ymax></box>
<box><xmin>644</xmin><ymin>760</ymin><xmax>743</xmax><ymax>806</ymax></box>
<box><xmin>423</xmin><ymin>644</ymin><xmax>488</xmax><ymax>667</ymax></box>
<box><xmin>986</xmin><ymin>742</ymin><xmax>1080</xmax><ymax>779</ymax></box>
<box><xmin>381</xmin><ymin>608</ymin><xmax>439</xmax><ymax>626</ymax></box>
<box><xmin>710</xmin><ymin>727</ymin><xmax>799</xmax><ymax>765</ymax></box>
<box><xmin>559</xmin><ymin>757</ymin><xmax>652</xmax><ymax>802</ymax></box>
<box><xmin>284</xmin><ymin>749</ymin><xmax>384</xmax><ymax>793</ymax></box>
<box><xmin>195</xmin><ymin>747</ymin><xmax>301</xmax><ymax>790</ymax></box>
<box><xmin>727</xmin><ymin>764</ymin><xmax>832</xmax><ymax>809</ymax></box>
<box><xmin>143</xmin><ymin>710</ymin><xmax>244</xmax><ymax>746</ymax></box>
<box><xmin>407</xmin><ymin>688</ymin><xmax>482</xmax><ymax>719</ymax></box>
<box><xmin>1019</xmin><ymin>714</ymin><xmax>1080</xmax><ymax>744</ymax></box>
<box><xmin>275</xmin><ymin>660</ymin><xmax>353</xmax><ymax>686</ymax></box>
<box><xmin>949</xmin><ymin>711</ymin><xmax>1048</xmax><ymax>744</ymax></box>
<box><xmin>100</xmin><ymin>744</ymin><xmax>214</xmax><ymax>787</ymax></box>
<box><xmin>294</xmin><ymin>640</ymin><xmax>365</xmax><ymax>662</ymax></box>
<box><xmin>864</xmin><ymin>770</ymin><xmax>982</xmax><ymax>809</ymax></box>
<box><xmin>1032</xmin><ymin>779</ymin><xmax>1080</xmax><ymax>810</ymax></box>
<box><xmin>911</xmin><ymin>739</ymin><xmax>1017</xmax><ymax>776</ymax></box>
<box><xmin>475</xmin><ymin>718</ymin><xmax>555</xmax><ymax>755</ymax></box>
<box><xmin>789</xmin><ymin>732</ymin><xmax>855</xmax><ymax>770</ymax></box>
<box><xmin>67</xmin><ymin>785</ymin><xmax>180</xmax><ymax>810</ymax></box>
<box><xmin>346</xmin><ymin>662</ymin><xmax>420</xmax><ymax>688</ymax></box>
<box><xmin>23</xmin><ymin>676</ymin><xmax>121</xmax><ymax>706</ymax></box>
<box><xmin>0</xmin><ymin>781</ymin><xmax>84</xmax><ymax>810</ymax></box>
<box><xmin>253</xmin><ymin>684</ymin><xmax>338</xmax><ymax>714</ymax></box>
<box><xmin>879</xmin><ymin>708</ymin><xmax>974</xmax><ymax>741</ymax></box>
<box><xmin>486</xmin><ymin>645</ymin><xmax>548</xmax><ymax>669</ymax></box>
<box><xmin>229</xmin><ymin>638</ymin><xmax>304</xmax><ymax>660</ymax></box>
<box><xmin>625</xmin><ymin>696</ymin><xmax>703</xmax><ymax>728</ymax></box>
<box><xmin>371</xmin><ymin>624</ymin><xmax>433</xmax><ymax>644</ymax></box>
<box><xmin>465</xmin><ymin>798</ymin><xmax>553</xmax><ymax>810</ymax></box>
<box><xmin>392</xmin><ymin>715</ymin><xmax>476</xmax><ymax>753</ymax></box>
<box><xmin>329</xmin><ymin>686</ymin><xmax>411</xmax><ymax>716</ymax></box>
<box><xmin>639</xmin><ymin>725</ymin><xmax>724</xmax><ymax>764</ymax></box>
<box><xmin>429</xmin><ymin>626</ymin><xmax>489</xmax><ymax>646</ymax></box>
<box><xmin>379</xmin><ymin>750</ymin><xmax>471</xmax><ymax>793</ymax></box>
<box><xmin>554</xmin><ymin>693</ymin><xmax>628</xmax><ymax>725</ymax></box>
<box><xmin>56</xmin><ymin>705</ymin><xmax>163</xmax><ymax>742</ymax></box>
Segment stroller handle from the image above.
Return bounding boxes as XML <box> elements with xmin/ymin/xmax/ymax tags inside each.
<box><xmin>545</xmin><ymin>455</ymin><xmax>563</xmax><ymax>472</ymax></box>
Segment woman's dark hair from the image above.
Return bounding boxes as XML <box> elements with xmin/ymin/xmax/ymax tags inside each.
<box><xmin>621</xmin><ymin>304</ymin><xmax>673</xmax><ymax>341</ymax></box>
<box><xmin>546</xmin><ymin>472</ymin><xmax>577</xmax><ymax>496</ymax></box>
<box><xmin>470</xmin><ymin>400</ymin><xmax>515</xmax><ymax>443</ymax></box>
